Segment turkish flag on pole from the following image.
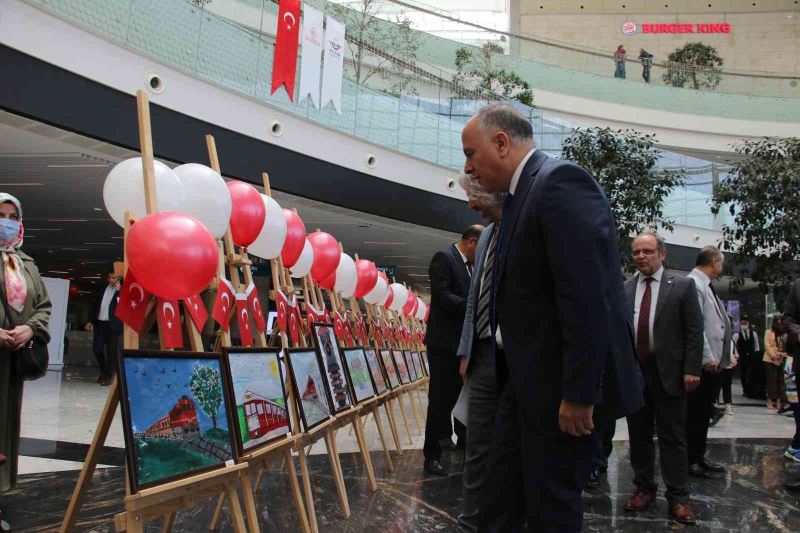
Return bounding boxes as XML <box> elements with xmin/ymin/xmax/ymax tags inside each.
<box><xmin>275</xmin><ymin>288</ymin><xmax>289</xmax><ymax>333</ymax></box>
<box><xmin>115</xmin><ymin>270</ymin><xmax>152</xmax><ymax>334</ymax></box>
<box><xmin>333</xmin><ymin>312</ymin><xmax>346</xmax><ymax>343</ymax></box>
<box><xmin>156</xmin><ymin>299</ymin><xmax>184</xmax><ymax>349</ymax></box>
<box><xmin>236</xmin><ymin>294</ymin><xmax>255</xmax><ymax>347</ymax></box>
<box><xmin>212</xmin><ymin>278</ymin><xmax>236</xmax><ymax>331</ymax></box>
<box><xmin>306</xmin><ymin>302</ymin><xmax>326</xmax><ymax>332</ymax></box>
<box><xmin>272</xmin><ymin>0</ymin><xmax>301</xmax><ymax>100</ymax></box>
<box><xmin>245</xmin><ymin>284</ymin><xmax>267</xmax><ymax>333</ymax></box>
<box><xmin>184</xmin><ymin>293</ymin><xmax>209</xmax><ymax>332</ymax></box>
<box><xmin>287</xmin><ymin>296</ymin><xmax>301</xmax><ymax>345</ymax></box>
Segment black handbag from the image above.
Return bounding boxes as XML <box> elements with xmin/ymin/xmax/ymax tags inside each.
<box><xmin>0</xmin><ymin>281</ymin><xmax>48</xmax><ymax>381</ymax></box>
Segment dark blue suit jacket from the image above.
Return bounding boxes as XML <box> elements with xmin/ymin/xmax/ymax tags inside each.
<box><xmin>494</xmin><ymin>150</ymin><xmax>644</xmax><ymax>435</ymax></box>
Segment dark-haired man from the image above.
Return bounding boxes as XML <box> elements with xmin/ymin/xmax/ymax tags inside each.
<box><xmin>85</xmin><ymin>272</ymin><xmax>122</xmax><ymax>386</ymax></box>
<box><xmin>423</xmin><ymin>224</ymin><xmax>484</xmax><ymax>476</ymax></box>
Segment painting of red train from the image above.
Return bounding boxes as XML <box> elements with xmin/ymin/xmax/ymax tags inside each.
<box><xmin>224</xmin><ymin>348</ymin><xmax>291</xmax><ymax>455</ymax></box>
<box><xmin>119</xmin><ymin>351</ymin><xmax>235</xmax><ymax>492</ymax></box>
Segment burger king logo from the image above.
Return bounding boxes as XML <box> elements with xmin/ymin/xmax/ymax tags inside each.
<box><xmin>622</xmin><ymin>22</ymin><xmax>637</xmax><ymax>35</ymax></box>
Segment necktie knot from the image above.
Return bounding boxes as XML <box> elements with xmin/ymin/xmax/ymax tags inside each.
<box><xmin>645</xmin><ymin>276</ymin><xmax>654</xmax><ymax>285</ymax></box>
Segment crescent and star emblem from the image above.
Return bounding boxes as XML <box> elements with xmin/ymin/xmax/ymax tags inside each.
<box><xmin>241</xmin><ymin>308</ymin><xmax>249</xmax><ymax>329</ymax></box>
<box><xmin>283</xmin><ymin>12</ymin><xmax>296</xmax><ymax>30</ymax></box>
<box><xmin>162</xmin><ymin>302</ymin><xmax>176</xmax><ymax>329</ymax></box>
<box><xmin>129</xmin><ymin>283</ymin><xmax>144</xmax><ymax>309</ymax></box>
<box><xmin>221</xmin><ymin>292</ymin><xmax>231</xmax><ymax>313</ymax></box>
<box><xmin>253</xmin><ymin>297</ymin><xmax>262</xmax><ymax>317</ymax></box>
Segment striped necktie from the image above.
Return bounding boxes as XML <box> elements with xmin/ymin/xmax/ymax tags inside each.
<box><xmin>475</xmin><ymin>225</ymin><xmax>499</xmax><ymax>339</ymax></box>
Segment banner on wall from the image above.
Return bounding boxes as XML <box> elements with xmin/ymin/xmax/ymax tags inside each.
<box><xmin>299</xmin><ymin>3</ymin><xmax>324</xmax><ymax>108</ymax></box>
<box><xmin>272</xmin><ymin>0</ymin><xmax>301</xmax><ymax>100</ymax></box>
<box><xmin>321</xmin><ymin>16</ymin><xmax>345</xmax><ymax>114</ymax></box>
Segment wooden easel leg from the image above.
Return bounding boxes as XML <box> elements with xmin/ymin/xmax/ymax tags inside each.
<box><xmin>239</xmin><ymin>471</ymin><xmax>261</xmax><ymax>533</ymax></box>
<box><xmin>352</xmin><ymin>416</ymin><xmax>378</xmax><ymax>492</ymax></box>
<box><xmin>225</xmin><ymin>480</ymin><xmax>248</xmax><ymax>533</ymax></box>
<box><xmin>297</xmin><ymin>447</ymin><xmax>319</xmax><ymax>533</ymax></box>
<box><xmin>283</xmin><ymin>448</ymin><xmax>312</xmax><ymax>533</ymax></box>
<box><xmin>406</xmin><ymin>389</ymin><xmax>423</xmax><ymax>434</ymax></box>
<box><xmin>209</xmin><ymin>493</ymin><xmax>225</xmax><ymax>531</ymax></box>
<box><xmin>161</xmin><ymin>512</ymin><xmax>176</xmax><ymax>533</ymax></box>
<box><xmin>60</xmin><ymin>380</ymin><xmax>120</xmax><ymax>533</ymax></box>
<box><xmin>383</xmin><ymin>402</ymin><xmax>403</xmax><ymax>455</ymax></box>
<box><xmin>253</xmin><ymin>466</ymin><xmax>266</xmax><ymax>494</ymax></box>
<box><xmin>371</xmin><ymin>406</ymin><xmax>394</xmax><ymax>472</ymax></box>
<box><xmin>396</xmin><ymin>395</ymin><xmax>414</xmax><ymax>445</ymax></box>
<box><xmin>324</xmin><ymin>429</ymin><xmax>351</xmax><ymax>519</ymax></box>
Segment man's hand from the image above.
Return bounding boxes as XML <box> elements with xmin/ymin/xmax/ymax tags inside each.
<box><xmin>558</xmin><ymin>400</ymin><xmax>594</xmax><ymax>437</ymax></box>
<box><xmin>683</xmin><ymin>374</ymin><xmax>700</xmax><ymax>391</ymax></box>
<box><xmin>702</xmin><ymin>362</ymin><xmax>719</xmax><ymax>374</ymax></box>
<box><xmin>0</xmin><ymin>329</ymin><xmax>15</xmax><ymax>349</ymax></box>
<box><xmin>8</xmin><ymin>325</ymin><xmax>34</xmax><ymax>350</ymax></box>
<box><xmin>459</xmin><ymin>357</ymin><xmax>468</xmax><ymax>382</ymax></box>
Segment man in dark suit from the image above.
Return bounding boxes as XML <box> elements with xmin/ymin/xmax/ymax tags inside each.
<box><xmin>737</xmin><ymin>315</ymin><xmax>763</xmax><ymax>399</ymax></box>
<box><xmin>623</xmin><ymin>231</ymin><xmax>703</xmax><ymax>525</ymax></box>
<box><xmin>85</xmin><ymin>271</ymin><xmax>122</xmax><ymax>386</ymax></box>
<box><xmin>462</xmin><ymin>103</ymin><xmax>644</xmax><ymax>532</ymax></box>
<box><xmin>423</xmin><ymin>224</ymin><xmax>484</xmax><ymax>476</ymax></box>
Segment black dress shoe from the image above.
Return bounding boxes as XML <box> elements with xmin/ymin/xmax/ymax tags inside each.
<box><xmin>786</xmin><ymin>480</ymin><xmax>800</xmax><ymax>492</ymax></box>
<box><xmin>424</xmin><ymin>459</ymin><xmax>447</xmax><ymax>477</ymax></box>
<box><xmin>585</xmin><ymin>469</ymin><xmax>601</xmax><ymax>489</ymax></box>
<box><xmin>699</xmin><ymin>459</ymin><xmax>724</xmax><ymax>473</ymax></box>
<box><xmin>688</xmin><ymin>463</ymin><xmax>712</xmax><ymax>478</ymax></box>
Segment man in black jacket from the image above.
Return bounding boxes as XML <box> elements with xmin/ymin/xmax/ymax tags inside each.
<box><xmin>85</xmin><ymin>272</ymin><xmax>122</xmax><ymax>386</ymax></box>
<box><xmin>737</xmin><ymin>315</ymin><xmax>763</xmax><ymax>399</ymax></box>
<box><xmin>423</xmin><ymin>224</ymin><xmax>483</xmax><ymax>476</ymax></box>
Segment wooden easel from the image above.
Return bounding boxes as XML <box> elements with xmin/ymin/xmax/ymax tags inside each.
<box><xmin>60</xmin><ymin>91</ymin><xmax>250</xmax><ymax>533</ymax></box>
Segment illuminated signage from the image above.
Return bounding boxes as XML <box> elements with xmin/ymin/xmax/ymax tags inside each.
<box><xmin>622</xmin><ymin>22</ymin><xmax>731</xmax><ymax>34</ymax></box>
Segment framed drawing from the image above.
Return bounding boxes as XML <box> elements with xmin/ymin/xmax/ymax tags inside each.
<box><xmin>118</xmin><ymin>350</ymin><xmax>236</xmax><ymax>493</ymax></box>
<box><xmin>411</xmin><ymin>351</ymin><xmax>423</xmax><ymax>381</ymax></box>
<box><xmin>342</xmin><ymin>347</ymin><xmax>376</xmax><ymax>404</ymax></box>
<box><xmin>285</xmin><ymin>348</ymin><xmax>334</xmax><ymax>431</ymax></box>
<box><xmin>392</xmin><ymin>349</ymin><xmax>411</xmax><ymax>384</ymax></box>
<box><xmin>403</xmin><ymin>350</ymin><xmax>418</xmax><ymax>382</ymax></box>
<box><xmin>222</xmin><ymin>347</ymin><xmax>291</xmax><ymax>457</ymax></box>
<box><xmin>421</xmin><ymin>351</ymin><xmax>430</xmax><ymax>376</ymax></box>
<box><xmin>364</xmin><ymin>348</ymin><xmax>388</xmax><ymax>395</ymax></box>
<box><xmin>312</xmin><ymin>322</ymin><xmax>353</xmax><ymax>412</ymax></box>
<box><xmin>380</xmin><ymin>349</ymin><xmax>400</xmax><ymax>390</ymax></box>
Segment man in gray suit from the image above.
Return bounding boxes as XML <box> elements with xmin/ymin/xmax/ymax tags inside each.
<box><xmin>686</xmin><ymin>246</ymin><xmax>731</xmax><ymax>477</ymax></box>
<box><xmin>455</xmin><ymin>174</ymin><xmax>504</xmax><ymax>532</ymax></box>
<box><xmin>623</xmin><ymin>231</ymin><xmax>703</xmax><ymax>525</ymax></box>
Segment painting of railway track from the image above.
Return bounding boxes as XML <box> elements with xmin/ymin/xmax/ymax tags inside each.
<box><xmin>223</xmin><ymin>347</ymin><xmax>290</xmax><ymax>456</ymax></box>
<box><xmin>118</xmin><ymin>350</ymin><xmax>235</xmax><ymax>492</ymax></box>
<box><xmin>285</xmin><ymin>348</ymin><xmax>333</xmax><ymax>431</ymax></box>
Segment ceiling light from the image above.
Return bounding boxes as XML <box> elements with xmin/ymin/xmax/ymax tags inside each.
<box><xmin>363</xmin><ymin>241</ymin><xmax>407</xmax><ymax>245</ymax></box>
<box><xmin>111</xmin><ymin>236</ymin><xmax>124</xmax><ymax>239</ymax></box>
<box><xmin>83</xmin><ymin>276</ymin><xmax>102</xmax><ymax>279</ymax></box>
<box><xmin>93</xmin><ymin>208</ymin><xmax>103</xmax><ymax>211</ymax></box>
<box><xmin>0</xmin><ymin>183</ymin><xmax>43</xmax><ymax>186</ymax></box>
<box><xmin>48</xmin><ymin>270</ymin><xmax>70</xmax><ymax>274</ymax></box>
<box><xmin>47</xmin><ymin>164</ymin><xmax>108</xmax><ymax>168</ymax></box>
<box><xmin>62</xmin><ymin>247</ymin><xmax>90</xmax><ymax>251</ymax></box>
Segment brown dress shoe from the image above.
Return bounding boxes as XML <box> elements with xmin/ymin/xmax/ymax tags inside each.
<box><xmin>624</xmin><ymin>490</ymin><xmax>656</xmax><ymax>512</ymax></box>
<box><xmin>669</xmin><ymin>503</ymin><xmax>696</xmax><ymax>525</ymax></box>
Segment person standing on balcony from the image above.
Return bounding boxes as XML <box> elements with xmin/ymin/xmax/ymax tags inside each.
<box><xmin>614</xmin><ymin>45</ymin><xmax>627</xmax><ymax>79</ymax></box>
<box><xmin>639</xmin><ymin>49</ymin><xmax>654</xmax><ymax>83</ymax></box>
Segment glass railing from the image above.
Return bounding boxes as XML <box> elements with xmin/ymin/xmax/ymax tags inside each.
<box><xmin>29</xmin><ymin>0</ymin><xmax>727</xmax><ymax>230</ymax></box>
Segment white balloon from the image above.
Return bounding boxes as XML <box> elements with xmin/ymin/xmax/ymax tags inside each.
<box><xmin>103</xmin><ymin>157</ymin><xmax>185</xmax><ymax>228</ymax></box>
<box><xmin>415</xmin><ymin>300</ymin><xmax>427</xmax><ymax>320</ymax></box>
<box><xmin>334</xmin><ymin>253</ymin><xmax>358</xmax><ymax>298</ymax></box>
<box><xmin>289</xmin><ymin>238</ymin><xmax>314</xmax><ymax>278</ymax></box>
<box><xmin>363</xmin><ymin>276</ymin><xmax>388</xmax><ymax>305</ymax></box>
<box><xmin>388</xmin><ymin>283</ymin><xmax>408</xmax><ymax>312</ymax></box>
<box><xmin>249</xmin><ymin>195</ymin><xmax>287</xmax><ymax>259</ymax></box>
<box><xmin>171</xmin><ymin>164</ymin><xmax>231</xmax><ymax>239</ymax></box>
<box><xmin>379</xmin><ymin>284</ymin><xmax>393</xmax><ymax>307</ymax></box>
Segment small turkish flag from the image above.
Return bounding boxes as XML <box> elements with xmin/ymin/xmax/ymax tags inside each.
<box><xmin>288</xmin><ymin>296</ymin><xmax>300</xmax><ymax>345</ymax></box>
<box><xmin>245</xmin><ymin>284</ymin><xmax>266</xmax><ymax>333</ymax></box>
<box><xmin>115</xmin><ymin>270</ymin><xmax>152</xmax><ymax>334</ymax></box>
<box><xmin>275</xmin><ymin>288</ymin><xmax>289</xmax><ymax>333</ymax></box>
<box><xmin>306</xmin><ymin>302</ymin><xmax>326</xmax><ymax>332</ymax></box>
<box><xmin>212</xmin><ymin>278</ymin><xmax>235</xmax><ymax>331</ymax></box>
<box><xmin>183</xmin><ymin>293</ymin><xmax>209</xmax><ymax>332</ymax></box>
<box><xmin>236</xmin><ymin>294</ymin><xmax>255</xmax><ymax>347</ymax></box>
<box><xmin>323</xmin><ymin>308</ymin><xmax>332</xmax><ymax>324</ymax></box>
<box><xmin>370</xmin><ymin>318</ymin><xmax>383</xmax><ymax>345</ymax></box>
<box><xmin>156</xmin><ymin>298</ymin><xmax>183</xmax><ymax>349</ymax></box>
<box><xmin>333</xmin><ymin>312</ymin><xmax>347</xmax><ymax>343</ymax></box>
<box><xmin>355</xmin><ymin>314</ymin><xmax>369</xmax><ymax>346</ymax></box>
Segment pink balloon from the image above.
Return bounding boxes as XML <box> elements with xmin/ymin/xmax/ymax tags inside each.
<box><xmin>281</xmin><ymin>209</ymin><xmax>306</xmax><ymax>268</ymax></box>
<box><xmin>127</xmin><ymin>212</ymin><xmax>218</xmax><ymax>300</ymax></box>
<box><xmin>226</xmin><ymin>181</ymin><xmax>265</xmax><ymax>247</ymax></box>
<box><xmin>402</xmin><ymin>290</ymin><xmax>418</xmax><ymax>317</ymax></box>
<box><xmin>354</xmin><ymin>260</ymin><xmax>378</xmax><ymax>299</ymax></box>
<box><xmin>308</xmin><ymin>231</ymin><xmax>340</xmax><ymax>283</ymax></box>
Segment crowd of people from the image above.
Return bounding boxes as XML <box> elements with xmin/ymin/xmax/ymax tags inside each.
<box><xmin>422</xmin><ymin>104</ymin><xmax>800</xmax><ymax>532</ymax></box>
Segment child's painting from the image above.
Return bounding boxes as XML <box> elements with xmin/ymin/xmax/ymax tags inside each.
<box><xmin>342</xmin><ymin>348</ymin><xmax>376</xmax><ymax>403</ymax></box>
<box><xmin>312</xmin><ymin>323</ymin><xmax>353</xmax><ymax>412</ymax></box>
<box><xmin>285</xmin><ymin>349</ymin><xmax>333</xmax><ymax>430</ymax></box>
<box><xmin>364</xmin><ymin>348</ymin><xmax>388</xmax><ymax>395</ymax></box>
<box><xmin>404</xmin><ymin>350</ymin><xmax>419</xmax><ymax>381</ymax></box>
<box><xmin>393</xmin><ymin>349</ymin><xmax>411</xmax><ymax>384</ymax></box>
<box><xmin>421</xmin><ymin>351</ymin><xmax>430</xmax><ymax>376</ymax></box>
<box><xmin>380</xmin><ymin>349</ymin><xmax>400</xmax><ymax>389</ymax></box>
<box><xmin>411</xmin><ymin>351</ymin><xmax>423</xmax><ymax>381</ymax></box>
<box><xmin>223</xmin><ymin>347</ymin><xmax>290</xmax><ymax>457</ymax></box>
<box><xmin>118</xmin><ymin>351</ymin><xmax>235</xmax><ymax>493</ymax></box>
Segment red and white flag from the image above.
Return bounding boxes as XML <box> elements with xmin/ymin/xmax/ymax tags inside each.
<box><xmin>275</xmin><ymin>288</ymin><xmax>289</xmax><ymax>333</ymax></box>
<box><xmin>333</xmin><ymin>312</ymin><xmax>347</xmax><ymax>343</ymax></box>
<box><xmin>212</xmin><ymin>278</ymin><xmax>236</xmax><ymax>331</ymax></box>
<box><xmin>115</xmin><ymin>270</ymin><xmax>151</xmax><ymax>334</ymax></box>
<box><xmin>287</xmin><ymin>295</ymin><xmax>301</xmax><ymax>345</ymax></box>
<box><xmin>245</xmin><ymin>283</ymin><xmax>266</xmax><ymax>334</ymax></box>
<box><xmin>236</xmin><ymin>294</ymin><xmax>255</xmax><ymax>347</ymax></box>
<box><xmin>156</xmin><ymin>298</ymin><xmax>183</xmax><ymax>349</ymax></box>
<box><xmin>183</xmin><ymin>293</ymin><xmax>208</xmax><ymax>332</ymax></box>
<box><xmin>272</xmin><ymin>0</ymin><xmax>301</xmax><ymax>100</ymax></box>
<box><xmin>306</xmin><ymin>302</ymin><xmax>326</xmax><ymax>332</ymax></box>
<box><xmin>370</xmin><ymin>318</ymin><xmax>383</xmax><ymax>345</ymax></box>
<box><xmin>354</xmin><ymin>314</ymin><xmax>369</xmax><ymax>345</ymax></box>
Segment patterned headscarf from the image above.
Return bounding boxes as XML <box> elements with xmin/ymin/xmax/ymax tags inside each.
<box><xmin>0</xmin><ymin>193</ymin><xmax>28</xmax><ymax>313</ymax></box>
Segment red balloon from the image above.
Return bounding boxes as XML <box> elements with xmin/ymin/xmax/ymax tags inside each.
<box><xmin>354</xmin><ymin>260</ymin><xmax>378</xmax><ymax>299</ymax></box>
<box><xmin>403</xmin><ymin>291</ymin><xmax>418</xmax><ymax>316</ymax></box>
<box><xmin>308</xmin><ymin>231</ymin><xmax>340</xmax><ymax>283</ymax></box>
<box><xmin>383</xmin><ymin>286</ymin><xmax>394</xmax><ymax>309</ymax></box>
<box><xmin>281</xmin><ymin>209</ymin><xmax>306</xmax><ymax>268</ymax></box>
<box><xmin>319</xmin><ymin>269</ymin><xmax>336</xmax><ymax>291</ymax></box>
<box><xmin>227</xmin><ymin>181</ymin><xmax>265</xmax><ymax>247</ymax></box>
<box><xmin>127</xmin><ymin>212</ymin><xmax>218</xmax><ymax>300</ymax></box>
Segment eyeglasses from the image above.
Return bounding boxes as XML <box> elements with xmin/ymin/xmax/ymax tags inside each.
<box><xmin>632</xmin><ymin>248</ymin><xmax>658</xmax><ymax>257</ymax></box>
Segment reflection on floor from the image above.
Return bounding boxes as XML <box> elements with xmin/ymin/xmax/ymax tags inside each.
<box><xmin>4</xmin><ymin>367</ymin><xmax>799</xmax><ymax>531</ymax></box>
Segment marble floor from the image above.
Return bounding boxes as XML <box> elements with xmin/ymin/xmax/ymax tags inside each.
<box><xmin>3</xmin><ymin>367</ymin><xmax>799</xmax><ymax>531</ymax></box>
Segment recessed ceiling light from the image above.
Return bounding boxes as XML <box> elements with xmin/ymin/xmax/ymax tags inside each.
<box><xmin>93</xmin><ymin>208</ymin><xmax>103</xmax><ymax>211</ymax></box>
<box><xmin>83</xmin><ymin>276</ymin><xmax>102</xmax><ymax>279</ymax></box>
<box><xmin>48</xmin><ymin>270</ymin><xmax>70</xmax><ymax>274</ymax></box>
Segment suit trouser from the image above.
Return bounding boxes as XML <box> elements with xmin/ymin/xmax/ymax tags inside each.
<box><xmin>92</xmin><ymin>321</ymin><xmax>119</xmax><ymax>378</ymax></box>
<box><xmin>627</xmin><ymin>356</ymin><xmax>689</xmax><ymax>504</ymax></box>
<box><xmin>686</xmin><ymin>369</ymin><xmax>721</xmax><ymax>465</ymax></box>
<box><xmin>423</xmin><ymin>346</ymin><xmax>466</xmax><ymax>461</ymax></box>
<box><xmin>592</xmin><ymin>419</ymin><xmax>616</xmax><ymax>472</ymax></box>
<box><xmin>459</xmin><ymin>339</ymin><xmax>498</xmax><ymax>532</ymax></box>
<box><xmin>478</xmin><ymin>380</ymin><xmax>598</xmax><ymax>533</ymax></box>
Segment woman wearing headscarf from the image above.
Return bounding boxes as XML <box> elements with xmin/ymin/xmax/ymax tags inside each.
<box><xmin>0</xmin><ymin>193</ymin><xmax>51</xmax><ymax>532</ymax></box>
